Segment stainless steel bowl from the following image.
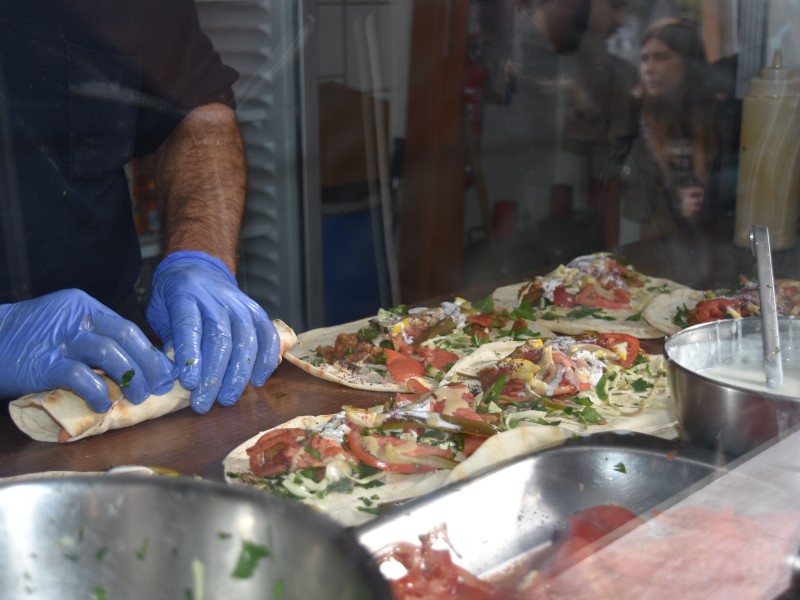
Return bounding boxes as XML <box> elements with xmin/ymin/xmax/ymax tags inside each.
<box><xmin>0</xmin><ymin>476</ymin><xmax>391</xmax><ymax>600</ymax></box>
<box><xmin>665</xmin><ymin>316</ymin><xmax>800</xmax><ymax>458</ymax></box>
<box><xmin>357</xmin><ymin>432</ymin><xmax>724</xmax><ymax>582</ymax></box>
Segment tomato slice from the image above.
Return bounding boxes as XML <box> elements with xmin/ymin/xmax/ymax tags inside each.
<box><xmin>575</xmin><ymin>282</ymin><xmax>631</xmax><ymax>310</ymax></box>
<box><xmin>687</xmin><ymin>298</ymin><xmax>752</xmax><ymax>325</ymax></box>
<box><xmin>246</xmin><ymin>428</ymin><xmax>353</xmax><ymax>478</ymax></box>
<box><xmin>345</xmin><ymin>427</ymin><xmax>449</xmax><ymax>474</ymax></box>
<box><xmin>593</xmin><ymin>333</ymin><xmax>641</xmax><ymax>368</ymax></box>
<box><xmin>414</xmin><ymin>347</ymin><xmax>460</xmax><ymax>371</ymax></box>
<box><xmin>552</xmin><ymin>286</ymin><xmax>576</xmax><ymax>307</ymax></box>
<box><xmin>466</xmin><ymin>313</ymin><xmax>495</xmax><ymax>327</ymax></box>
<box><xmin>384</xmin><ymin>348</ymin><xmax>426</xmax><ymax>383</ymax></box>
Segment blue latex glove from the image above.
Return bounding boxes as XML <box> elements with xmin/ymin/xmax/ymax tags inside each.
<box><xmin>146</xmin><ymin>251</ymin><xmax>280</xmax><ymax>414</ymax></box>
<box><xmin>0</xmin><ymin>290</ymin><xmax>176</xmax><ymax>412</ymax></box>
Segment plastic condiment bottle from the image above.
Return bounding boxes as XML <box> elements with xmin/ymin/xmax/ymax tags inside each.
<box><xmin>734</xmin><ymin>50</ymin><xmax>800</xmax><ymax>250</ymax></box>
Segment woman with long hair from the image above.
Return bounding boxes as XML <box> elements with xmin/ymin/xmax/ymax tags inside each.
<box><xmin>619</xmin><ymin>18</ymin><xmax>720</xmax><ymax>240</ymax></box>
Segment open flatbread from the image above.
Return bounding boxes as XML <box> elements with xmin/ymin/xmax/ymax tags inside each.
<box><xmin>642</xmin><ymin>288</ymin><xmax>707</xmax><ymax>335</ymax></box>
<box><xmin>285</xmin><ymin>301</ymin><xmax>555</xmax><ymax>393</ymax></box>
<box><xmin>9</xmin><ymin>320</ymin><xmax>297</xmax><ymax>443</ymax></box>
<box><xmin>224</xmin><ymin>332</ymin><xmax>677</xmax><ymax>526</ymax></box>
<box><xmin>223</xmin><ymin>413</ymin><xmax>569</xmax><ymax>527</ymax></box>
<box><xmin>493</xmin><ymin>253</ymin><xmax>688</xmax><ymax>339</ymax></box>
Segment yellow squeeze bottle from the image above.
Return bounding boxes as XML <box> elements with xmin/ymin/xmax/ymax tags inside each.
<box><xmin>734</xmin><ymin>50</ymin><xmax>800</xmax><ymax>250</ymax></box>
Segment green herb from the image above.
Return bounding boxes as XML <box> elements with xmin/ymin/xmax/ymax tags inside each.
<box><xmin>95</xmin><ymin>546</ymin><xmax>109</xmax><ymax>561</ymax></box>
<box><xmin>304</xmin><ymin>444</ymin><xmax>322</xmax><ymax>460</ymax></box>
<box><xmin>672</xmin><ymin>305</ymin><xmax>689</xmax><ymax>327</ymax></box>
<box><xmin>470</xmin><ymin>335</ymin><xmax>490</xmax><ymax>347</ymax></box>
<box><xmin>91</xmin><ymin>587</ymin><xmax>110</xmax><ymax>600</ymax></box>
<box><xmin>574</xmin><ymin>396</ymin><xmax>593</xmax><ymax>406</ymax></box>
<box><xmin>359</xmin><ymin>496</ymin><xmax>374</xmax><ymax>507</ymax></box>
<box><xmin>357</xmin><ymin>326</ymin><xmax>380</xmax><ymax>342</ymax></box>
<box><xmin>625</xmin><ymin>312</ymin><xmax>642</xmax><ymax>322</ymax></box>
<box><xmin>511</xmin><ymin>301</ymin><xmax>537</xmax><ymax>321</ymax></box>
<box><xmin>540</xmin><ymin>311</ymin><xmax>558</xmax><ymax>320</ymax></box>
<box><xmin>387</xmin><ymin>304</ymin><xmax>408</xmax><ymax>316</ymax></box>
<box><xmin>356</xmin><ymin>505</ymin><xmax>382</xmax><ymax>515</ymax></box>
<box><xmin>631</xmin><ymin>378</ymin><xmax>652</xmax><ymax>392</ymax></box>
<box><xmin>566</xmin><ymin>306</ymin><xmax>614</xmax><ymax>320</ymax></box>
<box><xmin>512</xmin><ymin>327</ymin><xmax>538</xmax><ymax>340</ymax></box>
<box><xmin>473</xmin><ymin>295</ymin><xmax>494</xmax><ymax>314</ymax></box>
<box><xmin>136</xmin><ymin>539</ymin><xmax>149</xmax><ymax>560</ymax></box>
<box><xmin>577</xmin><ymin>406</ymin><xmax>604</xmax><ymax>425</ymax></box>
<box><xmin>120</xmin><ymin>369</ymin><xmax>135</xmax><ymax>388</ymax></box>
<box><xmin>217</xmin><ymin>532</ymin><xmax>232</xmax><ymax>540</ymax></box>
<box><xmin>273</xmin><ymin>578</ymin><xmax>286</xmax><ymax>600</ymax></box>
<box><xmin>231</xmin><ymin>541</ymin><xmax>270</xmax><ymax>579</ymax></box>
<box><xmin>185</xmin><ymin>358</ymin><xmax>197</xmax><ymax>367</ymax></box>
<box><xmin>646</xmin><ymin>284</ymin><xmax>670</xmax><ymax>294</ymax></box>
<box><xmin>614</xmin><ymin>462</ymin><xmax>627</xmax><ymax>473</ymax></box>
<box><xmin>483</xmin><ymin>375</ymin><xmax>506</xmax><ymax>405</ymax></box>
<box><xmin>595</xmin><ymin>374</ymin><xmax>608</xmax><ymax>401</ymax></box>
<box><xmin>64</xmin><ymin>553</ymin><xmax>80</xmax><ymax>562</ymax></box>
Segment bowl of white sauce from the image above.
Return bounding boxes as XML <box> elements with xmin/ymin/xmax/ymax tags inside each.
<box><xmin>665</xmin><ymin>316</ymin><xmax>800</xmax><ymax>458</ymax></box>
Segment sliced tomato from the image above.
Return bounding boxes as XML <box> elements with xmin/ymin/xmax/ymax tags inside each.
<box><xmin>414</xmin><ymin>347</ymin><xmax>460</xmax><ymax>371</ymax></box>
<box><xmin>687</xmin><ymin>298</ymin><xmax>752</xmax><ymax>325</ymax></box>
<box><xmin>575</xmin><ymin>282</ymin><xmax>631</xmax><ymax>310</ymax></box>
<box><xmin>246</xmin><ymin>428</ymin><xmax>353</xmax><ymax>478</ymax></box>
<box><xmin>345</xmin><ymin>427</ymin><xmax>451</xmax><ymax>473</ymax></box>
<box><xmin>405</xmin><ymin>377</ymin><xmax>431</xmax><ymax>394</ymax></box>
<box><xmin>466</xmin><ymin>313</ymin><xmax>495</xmax><ymax>328</ymax></box>
<box><xmin>593</xmin><ymin>333</ymin><xmax>641</xmax><ymax>368</ymax></box>
<box><xmin>552</xmin><ymin>286</ymin><xmax>576</xmax><ymax>308</ymax></box>
<box><xmin>384</xmin><ymin>348</ymin><xmax>426</xmax><ymax>383</ymax></box>
<box><xmin>462</xmin><ymin>435</ymin><xmax>487</xmax><ymax>458</ymax></box>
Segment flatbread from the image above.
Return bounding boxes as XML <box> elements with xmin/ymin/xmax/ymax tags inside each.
<box><xmin>225</xmin><ymin>334</ymin><xmax>678</xmax><ymax>526</ymax></box>
<box><xmin>223</xmin><ymin>414</ymin><xmax>569</xmax><ymax>527</ymax></box>
<box><xmin>442</xmin><ymin>339</ymin><xmax>678</xmax><ymax>439</ymax></box>
<box><xmin>643</xmin><ymin>288</ymin><xmax>707</xmax><ymax>335</ymax></box>
<box><xmin>285</xmin><ymin>309</ymin><xmax>555</xmax><ymax>393</ymax></box>
<box><xmin>9</xmin><ymin>320</ymin><xmax>297</xmax><ymax>443</ymax></box>
<box><xmin>492</xmin><ymin>253</ymin><xmax>688</xmax><ymax>339</ymax></box>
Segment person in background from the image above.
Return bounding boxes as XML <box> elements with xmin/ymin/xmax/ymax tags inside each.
<box><xmin>0</xmin><ymin>1</ymin><xmax>281</xmax><ymax>415</ymax></box>
<box><xmin>617</xmin><ymin>18</ymin><xmax>721</xmax><ymax>241</ymax></box>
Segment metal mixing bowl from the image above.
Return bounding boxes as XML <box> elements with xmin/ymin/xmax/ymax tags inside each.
<box><xmin>0</xmin><ymin>476</ymin><xmax>391</xmax><ymax>600</ymax></box>
<box><xmin>665</xmin><ymin>316</ymin><xmax>800</xmax><ymax>458</ymax></box>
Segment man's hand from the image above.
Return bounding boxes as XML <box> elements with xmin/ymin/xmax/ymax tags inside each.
<box><xmin>146</xmin><ymin>251</ymin><xmax>280</xmax><ymax>414</ymax></box>
<box><xmin>0</xmin><ymin>290</ymin><xmax>175</xmax><ymax>412</ymax></box>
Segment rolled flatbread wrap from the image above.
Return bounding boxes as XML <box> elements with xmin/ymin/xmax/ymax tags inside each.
<box><xmin>9</xmin><ymin>319</ymin><xmax>297</xmax><ymax>443</ymax></box>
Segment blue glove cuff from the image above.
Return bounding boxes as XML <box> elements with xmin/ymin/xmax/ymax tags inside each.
<box><xmin>153</xmin><ymin>251</ymin><xmax>238</xmax><ymax>287</ymax></box>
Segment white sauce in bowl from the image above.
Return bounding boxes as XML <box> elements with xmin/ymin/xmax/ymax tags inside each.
<box><xmin>698</xmin><ymin>362</ymin><xmax>800</xmax><ymax>398</ymax></box>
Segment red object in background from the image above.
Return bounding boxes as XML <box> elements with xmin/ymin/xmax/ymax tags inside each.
<box><xmin>492</xmin><ymin>199</ymin><xmax>518</xmax><ymax>238</ymax></box>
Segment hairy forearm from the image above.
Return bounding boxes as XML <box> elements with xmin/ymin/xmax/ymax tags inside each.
<box><xmin>155</xmin><ymin>102</ymin><xmax>246</xmax><ymax>274</ymax></box>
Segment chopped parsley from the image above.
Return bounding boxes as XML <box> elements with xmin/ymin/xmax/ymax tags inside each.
<box><xmin>566</xmin><ymin>306</ymin><xmax>615</xmax><ymax>320</ymax></box>
<box><xmin>631</xmin><ymin>378</ymin><xmax>653</xmax><ymax>392</ymax></box>
<box><xmin>672</xmin><ymin>304</ymin><xmax>689</xmax><ymax>327</ymax></box>
<box><xmin>614</xmin><ymin>462</ymin><xmax>627</xmax><ymax>474</ymax></box>
<box><xmin>472</xmin><ymin>294</ymin><xmax>495</xmax><ymax>314</ymax></box>
<box><xmin>120</xmin><ymin>369</ymin><xmax>135</xmax><ymax>388</ymax></box>
<box><xmin>136</xmin><ymin>539</ymin><xmax>149</xmax><ymax>560</ymax></box>
<box><xmin>231</xmin><ymin>541</ymin><xmax>270</xmax><ymax>579</ymax></box>
<box><xmin>510</xmin><ymin>301</ymin><xmax>537</xmax><ymax>321</ymax></box>
<box><xmin>92</xmin><ymin>587</ymin><xmax>110</xmax><ymax>600</ymax></box>
<box><xmin>625</xmin><ymin>312</ymin><xmax>642</xmax><ymax>322</ymax></box>
<box><xmin>185</xmin><ymin>358</ymin><xmax>197</xmax><ymax>367</ymax></box>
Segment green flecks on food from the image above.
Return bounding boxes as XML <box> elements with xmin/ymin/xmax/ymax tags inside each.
<box><xmin>231</xmin><ymin>541</ymin><xmax>270</xmax><ymax>579</ymax></box>
<box><xmin>136</xmin><ymin>539</ymin><xmax>149</xmax><ymax>560</ymax></box>
<box><xmin>625</xmin><ymin>312</ymin><xmax>642</xmax><ymax>322</ymax></box>
<box><xmin>614</xmin><ymin>462</ymin><xmax>627</xmax><ymax>474</ymax></box>
<box><xmin>96</xmin><ymin>546</ymin><xmax>109</xmax><ymax>561</ymax></box>
<box><xmin>631</xmin><ymin>378</ymin><xmax>653</xmax><ymax>392</ymax></box>
<box><xmin>186</xmin><ymin>358</ymin><xmax>197</xmax><ymax>367</ymax></box>
<box><xmin>92</xmin><ymin>587</ymin><xmax>110</xmax><ymax>600</ymax></box>
<box><xmin>120</xmin><ymin>369</ymin><xmax>135</xmax><ymax>388</ymax></box>
<box><xmin>356</xmin><ymin>505</ymin><xmax>382</xmax><ymax>515</ymax></box>
<box><xmin>595</xmin><ymin>375</ymin><xmax>608</xmax><ymax>401</ymax></box>
<box><xmin>511</xmin><ymin>301</ymin><xmax>537</xmax><ymax>321</ymax></box>
<box><xmin>217</xmin><ymin>532</ymin><xmax>232</xmax><ymax>540</ymax></box>
<box><xmin>473</xmin><ymin>295</ymin><xmax>494</xmax><ymax>315</ymax></box>
<box><xmin>273</xmin><ymin>578</ymin><xmax>286</xmax><ymax>600</ymax></box>
<box><xmin>672</xmin><ymin>305</ymin><xmax>689</xmax><ymax>327</ymax></box>
<box><xmin>191</xmin><ymin>557</ymin><xmax>204</xmax><ymax>600</ymax></box>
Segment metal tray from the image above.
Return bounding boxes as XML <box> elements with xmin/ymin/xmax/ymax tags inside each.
<box><xmin>355</xmin><ymin>431</ymin><xmax>726</xmax><ymax>582</ymax></box>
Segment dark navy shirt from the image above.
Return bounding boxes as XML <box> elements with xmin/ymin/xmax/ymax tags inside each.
<box><xmin>0</xmin><ymin>0</ymin><xmax>238</xmax><ymax>309</ymax></box>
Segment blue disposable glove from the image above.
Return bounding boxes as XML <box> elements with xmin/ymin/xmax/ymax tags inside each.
<box><xmin>0</xmin><ymin>289</ymin><xmax>176</xmax><ymax>412</ymax></box>
<box><xmin>146</xmin><ymin>251</ymin><xmax>280</xmax><ymax>414</ymax></box>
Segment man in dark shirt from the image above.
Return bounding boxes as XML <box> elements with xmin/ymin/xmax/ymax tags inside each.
<box><xmin>0</xmin><ymin>0</ymin><xmax>281</xmax><ymax>414</ymax></box>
